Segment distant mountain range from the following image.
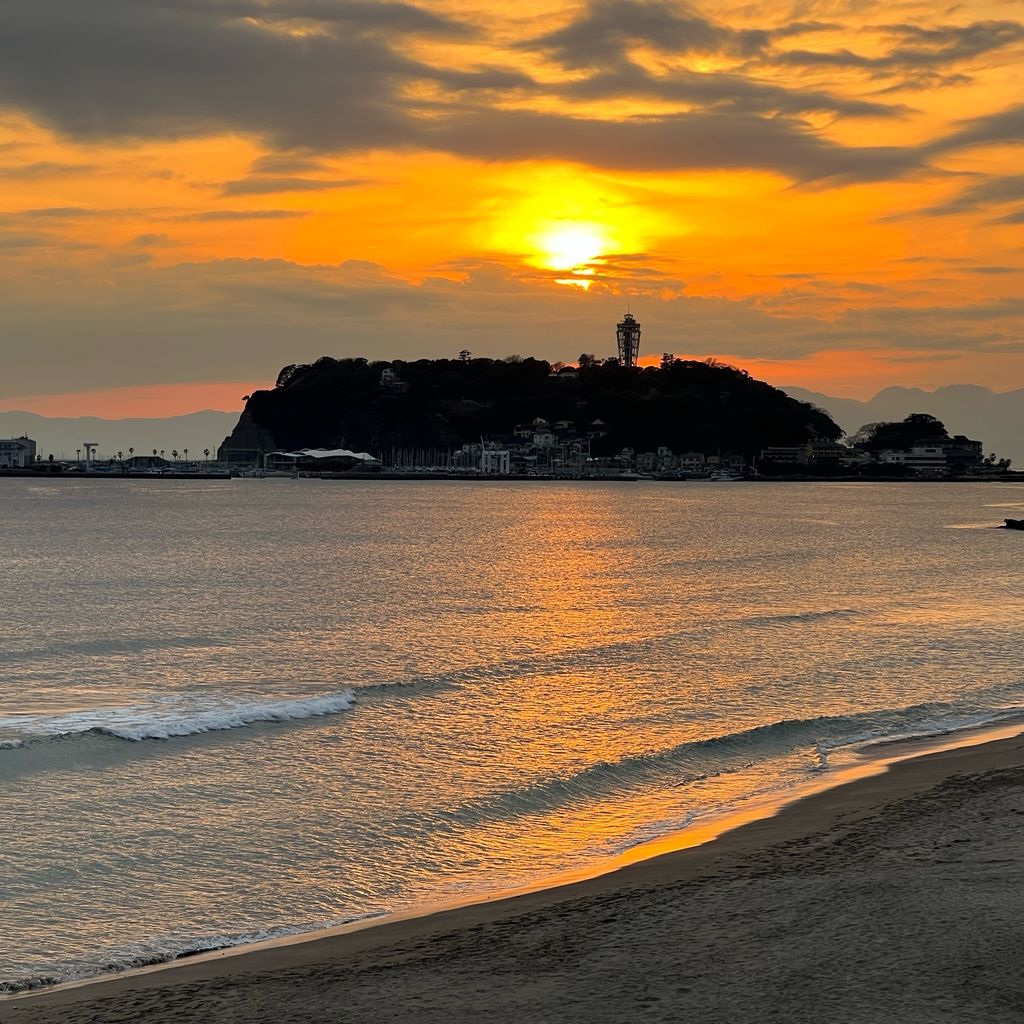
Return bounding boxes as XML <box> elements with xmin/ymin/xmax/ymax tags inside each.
<box><xmin>0</xmin><ymin>410</ymin><xmax>238</xmax><ymax>460</ymax></box>
<box><xmin>782</xmin><ymin>385</ymin><xmax>1024</xmax><ymax>466</ymax></box>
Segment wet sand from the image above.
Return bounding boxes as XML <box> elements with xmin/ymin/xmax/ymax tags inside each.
<box><xmin>4</xmin><ymin>731</ymin><xmax>1024</xmax><ymax>1024</ymax></box>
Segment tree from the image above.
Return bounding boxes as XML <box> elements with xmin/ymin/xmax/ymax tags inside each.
<box><xmin>851</xmin><ymin>414</ymin><xmax>949</xmax><ymax>452</ymax></box>
<box><xmin>459</xmin><ymin>349</ymin><xmax>472</xmax><ymax>362</ymax></box>
<box><xmin>578</xmin><ymin>353</ymin><xmax>597</xmax><ymax>369</ymax></box>
<box><xmin>660</xmin><ymin>352</ymin><xmax>676</xmax><ymax>370</ymax></box>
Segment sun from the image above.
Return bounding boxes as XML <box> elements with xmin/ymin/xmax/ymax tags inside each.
<box><xmin>534</xmin><ymin>222</ymin><xmax>608</xmax><ymax>271</ymax></box>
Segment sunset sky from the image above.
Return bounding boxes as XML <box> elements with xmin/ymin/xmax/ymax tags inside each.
<box><xmin>1</xmin><ymin>0</ymin><xmax>1022</xmax><ymax>417</ymax></box>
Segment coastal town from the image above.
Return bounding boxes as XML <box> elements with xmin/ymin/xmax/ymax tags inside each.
<box><xmin>2</xmin><ymin>413</ymin><xmax>1014</xmax><ymax>482</ymax></box>
<box><xmin>2</xmin><ymin>317</ymin><xmax>1016</xmax><ymax>482</ymax></box>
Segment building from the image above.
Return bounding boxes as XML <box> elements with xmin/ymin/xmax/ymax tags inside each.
<box><xmin>616</xmin><ymin>312</ymin><xmax>641</xmax><ymax>368</ymax></box>
<box><xmin>265</xmin><ymin>448</ymin><xmax>380</xmax><ymax>471</ymax></box>
<box><xmin>0</xmin><ymin>436</ymin><xmax>36</xmax><ymax>468</ymax></box>
<box><xmin>760</xmin><ymin>444</ymin><xmax>808</xmax><ymax>465</ymax></box>
<box><xmin>879</xmin><ymin>445</ymin><xmax>948</xmax><ymax>473</ymax></box>
<box><xmin>678</xmin><ymin>452</ymin><xmax>706</xmax><ymax>474</ymax></box>
<box><xmin>480</xmin><ymin>448</ymin><xmax>510</xmax><ymax>475</ymax></box>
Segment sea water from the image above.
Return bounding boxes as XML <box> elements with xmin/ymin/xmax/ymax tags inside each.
<box><xmin>2</xmin><ymin>478</ymin><xmax>1023</xmax><ymax>990</ymax></box>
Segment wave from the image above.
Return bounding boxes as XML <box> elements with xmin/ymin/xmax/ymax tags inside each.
<box><xmin>423</xmin><ymin>606</ymin><xmax>865</xmax><ymax>690</ymax></box>
<box><xmin>431</xmin><ymin>696</ymin><xmax>1024</xmax><ymax>831</ymax></box>
<box><xmin>0</xmin><ymin>674</ymin><xmax>458</xmax><ymax>756</ymax></box>
<box><xmin>0</xmin><ymin>606</ymin><xmax>866</xmax><ymax>751</ymax></box>
<box><xmin>0</xmin><ymin>633</ymin><xmax>231</xmax><ymax>665</ymax></box>
<box><xmin>0</xmin><ymin>911</ymin><xmax>388</xmax><ymax>994</ymax></box>
<box><xmin>0</xmin><ymin>691</ymin><xmax>357</xmax><ymax>746</ymax></box>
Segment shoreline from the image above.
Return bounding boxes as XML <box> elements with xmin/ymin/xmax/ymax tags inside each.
<box><xmin>3</xmin><ymin>470</ymin><xmax>1023</xmax><ymax>483</ymax></box>
<box><xmin>5</xmin><ymin>718</ymin><xmax>1024</xmax><ymax>1019</ymax></box>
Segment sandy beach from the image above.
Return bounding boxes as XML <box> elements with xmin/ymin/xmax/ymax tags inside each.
<box><xmin>4</xmin><ymin>729</ymin><xmax>1024</xmax><ymax>1023</ymax></box>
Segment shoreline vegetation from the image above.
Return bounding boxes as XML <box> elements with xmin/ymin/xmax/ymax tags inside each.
<box><xmin>5</xmin><ymin>723</ymin><xmax>1024</xmax><ymax>1023</ymax></box>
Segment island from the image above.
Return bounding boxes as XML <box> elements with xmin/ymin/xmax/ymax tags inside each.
<box><xmin>217</xmin><ymin>354</ymin><xmax>841</xmax><ymax>476</ymax></box>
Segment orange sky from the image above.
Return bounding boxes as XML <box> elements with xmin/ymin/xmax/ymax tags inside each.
<box><xmin>1</xmin><ymin>0</ymin><xmax>1022</xmax><ymax>415</ymax></box>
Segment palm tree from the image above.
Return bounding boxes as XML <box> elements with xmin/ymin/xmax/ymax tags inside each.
<box><xmin>203</xmin><ymin>448</ymin><xmax>210</xmax><ymax>462</ymax></box>
<box><xmin>152</xmin><ymin>449</ymin><xmax>157</xmax><ymax>458</ymax></box>
<box><xmin>172</xmin><ymin>450</ymin><xmax>179</xmax><ymax>461</ymax></box>
<box><xmin>183</xmin><ymin>448</ymin><xmax>189</xmax><ymax>462</ymax></box>
<box><xmin>128</xmin><ymin>447</ymin><xmax>134</xmax><ymax>460</ymax></box>
<box><xmin>76</xmin><ymin>448</ymin><xmax>81</xmax><ymax>462</ymax></box>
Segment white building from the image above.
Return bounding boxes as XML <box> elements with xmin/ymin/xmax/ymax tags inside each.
<box><xmin>0</xmin><ymin>436</ymin><xmax>36</xmax><ymax>468</ymax></box>
<box><xmin>879</xmin><ymin>445</ymin><xmax>947</xmax><ymax>471</ymax></box>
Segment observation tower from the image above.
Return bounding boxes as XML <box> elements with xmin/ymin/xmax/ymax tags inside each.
<box><xmin>616</xmin><ymin>312</ymin><xmax>641</xmax><ymax>368</ymax></box>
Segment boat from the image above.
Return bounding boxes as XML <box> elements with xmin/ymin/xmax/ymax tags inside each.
<box><xmin>1003</xmin><ymin>518</ymin><xmax>1024</xmax><ymax>530</ymax></box>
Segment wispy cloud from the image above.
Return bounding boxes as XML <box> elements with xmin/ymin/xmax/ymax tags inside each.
<box><xmin>220</xmin><ymin>177</ymin><xmax>371</xmax><ymax>195</ymax></box>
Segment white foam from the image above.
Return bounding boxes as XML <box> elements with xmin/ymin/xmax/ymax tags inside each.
<box><xmin>0</xmin><ymin>692</ymin><xmax>357</xmax><ymax>743</ymax></box>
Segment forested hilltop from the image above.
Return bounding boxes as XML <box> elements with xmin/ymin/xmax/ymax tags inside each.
<box><xmin>219</xmin><ymin>355</ymin><xmax>841</xmax><ymax>459</ymax></box>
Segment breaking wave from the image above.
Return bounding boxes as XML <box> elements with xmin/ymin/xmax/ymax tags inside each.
<box><xmin>0</xmin><ymin>691</ymin><xmax>358</xmax><ymax>746</ymax></box>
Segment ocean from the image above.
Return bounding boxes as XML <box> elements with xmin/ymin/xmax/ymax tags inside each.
<box><xmin>2</xmin><ymin>477</ymin><xmax>1023</xmax><ymax>992</ymax></box>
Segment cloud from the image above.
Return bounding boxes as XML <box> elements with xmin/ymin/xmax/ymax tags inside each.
<box><xmin>525</xmin><ymin>0</ymin><xmax>770</xmax><ymax>67</ymax></box>
<box><xmin>220</xmin><ymin>177</ymin><xmax>371</xmax><ymax>195</ymax></box>
<box><xmin>2</xmin><ymin>0</ymin><xmax>1005</xmax><ymax>186</ymax></box>
<box><xmin>927</xmin><ymin>103</ymin><xmax>1024</xmax><ymax>154</ymax></box>
<box><xmin>249</xmin><ymin>153</ymin><xmax>331</xmax><ymax>175</ymax></box>
<box><xmin>0</xmin><ymin>161</ymin><xmax>98</xmax><ymax>178</ymax></box>
<box><xmin>0</xmin><ymin>255</ymin><xmax>1019</xmax><ymax>398</ymax></box>
<box><xmin>0</xmin><ymin>231</ymin><xmax>53</xmax><ymax>248</ymax></box>
<box><xmin>0</xmin><ymin>0</ymin><xmax>443</xmax><ymax>148</ymax></box>
<box><xmin>918</xmin><ymin>174</ymin><xmax>1024</xmax><ymax>215</ymax></box>
<box><xmin>423</xmin><ymin>108</ymin><xmax>922</xmax><ymax>182</ymax></box>
<box><xmin>131</xmin><ymin>233</ymin><xmax>170</xmax><ymax>246</ymax></box>
<box><xmin>991</xmin><ymin>209</ymin><xmax>1024</xmax><ymax>225</ymax></box>
<box><xmin>6</xmin><ymin>206</ymin><xmax>109</xmax><ymax>218</ymax></box>
<box><xmin>240</xmin><ymin>0</ymin><xmax>470</xmax><ymax>35</ymax></box>
<box><xmin>0</xmin><ymin>0</ymin><xmax>910</xmax><ymax>181</ymax></box>
<box><xmin>559</xmin><ymin>60</ymin><xmax>907</xmax><ymax>118</ymax></box>
<box><xmin>774</xmin><ymin>19</ymin><xmax>1024</xmax><ymax>73</ymax></box>
<box><xmin>180</xmin><ymin>209</ymin><xmax>310</xmax><ymax>221</ymax></box>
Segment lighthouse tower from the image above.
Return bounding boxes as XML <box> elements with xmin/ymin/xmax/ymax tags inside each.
<box><xmin>616</xmin><ymin>312</ymin><xmax>641</xmax><ymax>368</ymax></box>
